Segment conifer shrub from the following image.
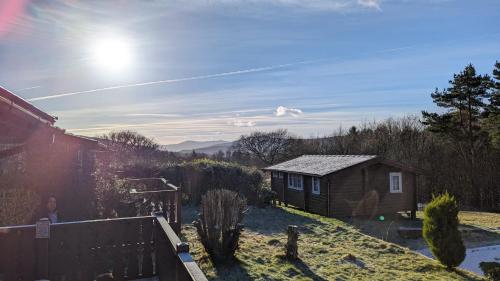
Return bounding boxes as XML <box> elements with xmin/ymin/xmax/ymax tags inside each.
<box><xmin>422</xmin><ymin>192</ymin><xmax>465</xmax><ymax>269</ymax></box>
<box><xmin>193</xmin><ymin>189</ymin><xmax>246</xmax><ymax>263</ymax></box>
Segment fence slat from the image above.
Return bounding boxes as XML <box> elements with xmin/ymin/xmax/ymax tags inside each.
<box><xmin>142</xmin><ymin>217</ymin><xmax>155</xmax><ymax>277</ymax></box>
<box><xmin>0</xmin><ymin>214</ymin><xmax>207</xmax><ymax>281</ymax></box>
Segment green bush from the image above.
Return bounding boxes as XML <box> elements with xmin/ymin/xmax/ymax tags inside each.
<box><xmin>112</xmin><ymin>159</ymin><xmax>267</xmax><ymax>206</ymax></box>
<box><xmin>178</xmin><ymin>159</ymin><xmax>264</xmax><ymax>205</ymax></box>
<box><xmin>193</xmin><ymin>189</ymin><xmax>246</xmax><ymax>263</ymax></box>
<box><xmin>422</xmin><ymin>192</ymin><xmax>465</xmax><ymax>269</ymax></box>
<box><xmin>256</xmin><ymin>185</ymin><xmax>276</xmax><ymax>207</ymax></box>
<box><xmin>480</xmin><ymin>262</ymin><xmax>500</xmax><ymax>281</ymax></box>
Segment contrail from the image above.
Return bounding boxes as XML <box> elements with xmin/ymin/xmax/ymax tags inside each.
<box><xmin>15</xmin><ymin>85</ymin><xmax>41</xmax><ymax>92</ymax></box>
<box><xmin>28</xmin><ymin>60</ymin><xmax>316</xmax><ymax>102</ymax></box>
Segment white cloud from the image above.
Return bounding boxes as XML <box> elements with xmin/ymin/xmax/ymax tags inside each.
<box><xmin>231</xmin><ymin>119</ymin><xmax>257</xmax><ymax>127</ymax></box>
<box><xmin>275</xmin><ymin>106</ymin><xmax>303</xmax><ymax>117</ymax></box>
<box><xmin>358</xmin><ymin>0</ymin><xmax>382</xmax><ymax>10</ymax></box>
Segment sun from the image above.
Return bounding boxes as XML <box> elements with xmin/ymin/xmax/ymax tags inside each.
<box><xmin>91</xmin><ymin>37</ymin><xmax>133</xmax><ymax>72</ymax></box>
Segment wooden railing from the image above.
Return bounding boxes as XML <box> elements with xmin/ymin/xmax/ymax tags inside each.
<box><xmin>127</xmin><ymin>178</ymin><xmax>182</xmax><ymax>234</ymax></box>
<box><xmin>0</xmin><ymin>214</ymin><xmax>207</xmax><ymax>281</ymax></box>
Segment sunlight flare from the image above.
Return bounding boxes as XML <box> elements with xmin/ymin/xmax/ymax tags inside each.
<box><xmin>90</xmin><ymin>36</ymin><xmax>133</xmax><ymax>72</ymax></box>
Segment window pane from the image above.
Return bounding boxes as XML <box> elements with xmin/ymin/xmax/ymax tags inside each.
<box><xmin>392</xmin><ymin>176</ymin><xmax>399</xmax><ymax>190</ymax></box>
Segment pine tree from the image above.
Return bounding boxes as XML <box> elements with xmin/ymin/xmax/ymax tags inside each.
<box><xmin>485</xmin><ymin>61</ymin><xmax>500</xmax><ymax>148</ymax></box>
<box><xmin>422</xmin><ymin>64</ymin><xmax>492</xmax><ymax>207</ymax></box>
<box><xmin>423</xmin><ymin>193</ymin><xmax>465</xmax><ymax>269</ymax></box>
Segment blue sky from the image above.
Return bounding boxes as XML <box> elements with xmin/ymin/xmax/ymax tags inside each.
<box><xmin>1</xmin><ymin>0</ymin><xmax>499</xmax><ymax>144</ymax></box>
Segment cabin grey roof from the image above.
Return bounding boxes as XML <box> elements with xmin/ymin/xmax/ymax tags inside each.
<box><xmin>263</xmin><ymin>155</ymin><xmax>378</xmax><ymax>177</ymax></box>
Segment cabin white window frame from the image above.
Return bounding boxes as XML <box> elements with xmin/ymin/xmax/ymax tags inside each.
<box><xmin>389</xmin><ymin>172</ymin><xmax>403</xmax><ymax>193</ymax></box>
<box><xmin>312</xmin><ymin>177</ymin><xmax>321</xmax><ymax>195</ymax></box>
<box><xmin>272</xmin><ymin>171</ymin><xmax>278</xmax><ymax>178</ymax></box>
<box><xmin>288</xmin><ymin>174</ymin><xmax>303</xmax><ymax>191</ymax></box>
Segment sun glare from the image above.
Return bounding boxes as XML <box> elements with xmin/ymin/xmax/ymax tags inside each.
<box><xmin>91</xmin><ymin>37</ymin><xmax>133</xmax><ymax>72</ymax></box>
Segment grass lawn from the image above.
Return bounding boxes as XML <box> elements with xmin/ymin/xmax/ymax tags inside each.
<box><xmin>416</xmin><ymin>211</ymin><xmax>500</xmax><ymax>233</ymax></box>
<box><xmin>349</xmin><ymin>211</ymin><xmax>500</xmax><ymax>250</ymax></box>
<box><xmin>181</xmin><ymin>205</ymin><xmax>483</xmax><ymax>281</ymax></box>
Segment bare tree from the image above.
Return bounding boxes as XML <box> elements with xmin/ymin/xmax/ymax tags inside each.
<box><xmin>101</xmin><ymin>130</ymin><xmax>159</xmax><ymax>152</ymax></box>
<box><xmin>234</xmin><ymin>129</ymin><xmax>294</xmax><ymax>165</ymax></box>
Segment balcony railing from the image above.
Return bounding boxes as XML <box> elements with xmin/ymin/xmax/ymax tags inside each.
<box><xmin>0</xmin><ymin>214</ymin><xmax>207</xmax><ymax>281</ymax></box>
<box><xmin>0</xmin><ymin>180</ymin><xmax>207</xmax><ymax>281</ymax></box>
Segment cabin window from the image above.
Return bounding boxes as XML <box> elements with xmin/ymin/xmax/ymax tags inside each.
<box><xmin>312</xmin><ymin>177</ymin><xmax>320</xmax><ymax>195</ymax></box>
<box><xmin>389</xmin><ymin>172</ymin><xmax>403</xmax><ymax>193</ymax></box>
<box><xmin>288</xmin><ymin>174</ymin><xmax>303</xmax><ymax>190</ymax></box>
<box><xmin>272</xmin><ymin>172</ymin><xmax>284</xmax><ymax>179</ymax></box>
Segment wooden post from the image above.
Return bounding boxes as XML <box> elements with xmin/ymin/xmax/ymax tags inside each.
<box><xmin>284</xmin><ymin>173</ymin><xmax>288</xmax><ymax>207</ymax></box>
<box><xmin>362</xmin><ymin>168</ymin><xmax>367</xmax><ymax>216</ymax></box>
<box><xmin>411</xmin><ymin>174</ymin><xmax>417</xmax><ymax>220</ymax></box>
<box><xmin>303</xmin><ymin>177</ymin><xmax>307</xmax><ymax>211</ymax></box>
<box><xmin>327</xmin><ymin>181</ymin><xmax>331</xmax><ymax>217</ymax></box>
<box><xmin>285</xmin><ymin>225</ymin><xmax>298</xmax><ymax>260</ymax></box>
<box><xmin>35</xmin><ymin>218</ymin><xmax>50</xmax><ymax>279</ymax></box>
<box><xmin>175</xmin><ymin>186</ymin><xmax>182</xmax><ymax>234</ymax></box>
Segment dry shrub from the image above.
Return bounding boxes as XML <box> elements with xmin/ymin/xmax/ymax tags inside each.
<box><xmin>193</xmin><ymin>189</ymin><xmax>246</xmax><ymax>263</ymax></box>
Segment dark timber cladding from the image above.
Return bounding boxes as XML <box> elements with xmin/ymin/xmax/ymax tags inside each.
<box><xmin>0</xmin><ymin>86</ymin><xmax>99</xmax><ymax>221</ymax></box>
<box><xmin>264</xmin><ymin>155</ymin><xmax>421</xmax><ymax>218</ymax></box>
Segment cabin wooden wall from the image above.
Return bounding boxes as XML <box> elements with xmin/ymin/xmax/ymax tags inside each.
<box><xmin>328</xmin><ymin>163</ymin><xmax>416</xmax><ymax>217</ymax></box>
<box><xmin>304</xmin><ymin>176</ymin><xmax>328</xmax><ymax>216</ymax></box>
<box><xmin>0</xmin><ymin>129</ymin><xmax>97</xmax><ymax>222</ymax></box>
<box><xmin>272</xmin><ymin>172</ymin><xmax>304</xmax><ymax>209</ymax></box>
<box><xmin>270</xmin><ymin>162</ymin><xmax>416</xmax><ymax>218</ymax></box>
<box><xmin>25</xmin><ymin>132</ymin><xmax>97</xmax><ymax>221</ymax></box>
<box><xmin>272</xmin><ymin>173</ymin><xmax>328</xmax><ymax>216</ymax></box>
<box><xmin>327</xmin><ymin>166</ymin><xmax>365</xmax><ymax>217</ymax></box>
<box><xmin>365</xmin><ymin>163</ymin><xmax>415</xmax><ymax>215</ymax></box>
<box><xmin>286</xmin><ymin>174</ymin><xmax>304</xmax><ymax>210</ymax></box>
<box><xmin>270</xmin><ymin>173</ymin><xmax>285</xmax><ymax>203</ymax></box>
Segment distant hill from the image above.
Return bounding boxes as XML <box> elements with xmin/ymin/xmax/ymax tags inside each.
<box><xmin>160</xmin><ymin>140</ymin><xmax>232</xmax><ymax>153</ymax></box>
<box><xmin>178</xmin><ymin>141</ymin><xmax>234</xmax><ymax>155</ymax></box>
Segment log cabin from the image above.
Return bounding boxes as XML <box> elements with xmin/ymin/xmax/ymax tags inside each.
<box><xmin>263</xmin><ymin>155</ymin><xmax>421</xmax><ymax>219</ymax></box>
<box><xmin>0</xmin><ymin>86</ymin><xmax>99</xmax><ymax>220</ymax></box>
<box><xmin>0</xmin><ymin>86</ymin><xmax>208</xmax><ymax>280</ymax></box>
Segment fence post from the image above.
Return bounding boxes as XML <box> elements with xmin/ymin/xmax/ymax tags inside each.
<box><xmin>286</xmin><ymin>225</ymin><xmax>298</xmax><ymax>260</ymax></box>
<box><xmin>176</xmin><ymin>242</ymin><xmax>189</xmax><ymax>281</ymax></box>
<box><xmin>175</xmin><ymin>186</ymin><xmax>182</xmax><ymax>234</ymax></box>
<box><xmin>35</xmin><ymin>218</ymin><xmax>50</xmax><ymax>279</ymax></box>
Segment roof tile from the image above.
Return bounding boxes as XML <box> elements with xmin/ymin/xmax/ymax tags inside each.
<box><xmin>264</xmin><ymin>155</ymin><xmax>378</xmax><ymax>176</ymax></box>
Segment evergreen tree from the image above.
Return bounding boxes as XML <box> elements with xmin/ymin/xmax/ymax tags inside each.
<box><xmin>423</xmin><ymin>193</ymin><xmax>465</xmax><ymax>269</ymax></box>
<box><xmin>422</xmin><ymin>64</ymin><xmax>492</xmax><ymax>207</ymax></box>
<box><xmin>485</xmin><ymin>61</ymin><xmax>500</xmax><ymax>148</ymax></box>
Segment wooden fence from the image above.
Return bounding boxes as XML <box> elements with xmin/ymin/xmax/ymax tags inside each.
<box><xmin>0</xmin><ymin>215</ymin><xmax>207</xmax><ymax>281</ymax></box>
<box><xmin>126</xmin><ymin>178</ymin><xmax>182</xmax><ymax>234</ymax></box>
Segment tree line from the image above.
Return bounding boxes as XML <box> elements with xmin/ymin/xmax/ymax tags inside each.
<box><xmin>98</xmin><ymin>62</ymin><xmax>499</xmax><ymax>211</ymax></box>
<box><xmin>233</xmin><ymin>62</ymin><xmax>500</xmax><ymax>211</ymax></box>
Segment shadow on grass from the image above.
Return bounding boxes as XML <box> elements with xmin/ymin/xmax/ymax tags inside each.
<box><xmin>290</xmin><ymin>258</ymin><xmax>327</xmax><ymax>281</ymax></box>
<box><xmin>340</xmin><ymin>213</ymin><xmax>500</xmax><ymax>250</ymax></box>
<box><xmin>183</xmin><ymin>204</ymin><xmax>328</xmax><ymax>235</ymax></box>
<box><xmin>212</xmin><ymin>259</ymin><xmax>252</xmax><ymax>281</ymax></box>
<box><xmin>243</xmin><ymin>206</ymin><xmax>328</xmax><ymax>235</ymax></box>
